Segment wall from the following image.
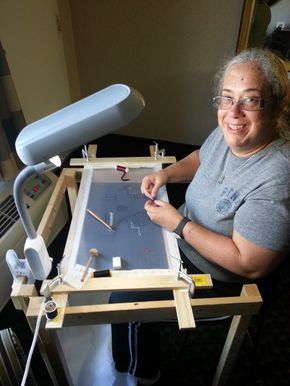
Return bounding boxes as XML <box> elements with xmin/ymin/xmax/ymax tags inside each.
<box><xmin>0</xmin><ymin>0</ymin><xmax>245</xmax><ymax>145</ymax></box>
<box><xmin>0</xmin><ymin>0</ymin><xmax>71</xmax><ymax>124</ymax></box>
<box><xmin>68</xmin><ymin>0</ymin><xmax>244</xmax><ymax>145</ymax></box>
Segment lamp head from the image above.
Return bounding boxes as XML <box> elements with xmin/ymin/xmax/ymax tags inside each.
<box><xmin>16</xmin><ymin>84</ymin><xmax>145</xmax><ymax>165</ymax></box>
<box><xmin>10</xmin><ymin>84</ymin><xmax>144</xmax><ymax>281</ymax></box>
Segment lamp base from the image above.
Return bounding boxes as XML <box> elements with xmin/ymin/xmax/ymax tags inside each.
<box><xmin>24</xmin><ymin>235</ymin><xmax>52</xmax><ymax>280</ymax></box>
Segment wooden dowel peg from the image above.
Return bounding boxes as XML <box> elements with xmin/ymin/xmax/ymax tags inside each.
<box><xmin>81</xmin><ymin>248</ymin><xmax>99</xmax><ymax>282</ymax></box>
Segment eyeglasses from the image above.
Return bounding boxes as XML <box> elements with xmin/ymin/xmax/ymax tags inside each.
<box><xmin>212</xmin><ymin>96</ymin><xmax>266</xmax><ymax>111</ymax></box>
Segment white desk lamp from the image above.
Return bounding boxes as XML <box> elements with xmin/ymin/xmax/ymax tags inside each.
<box><xmin>6</xmin><ymin>84</ymin><xmax>145</xmax><ymax>281</ymax></box>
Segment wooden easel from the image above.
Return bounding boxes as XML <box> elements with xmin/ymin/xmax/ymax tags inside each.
<box><xmin>10</xmin><ymin>146</ymin><xmax>262</xmax><ymax>386</ymax></box>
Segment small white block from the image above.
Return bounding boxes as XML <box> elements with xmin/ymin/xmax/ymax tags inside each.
<box><xmin>112</xmin><ymin>256</ymin><xmax>122</xmax><ymax>269</ymax></box>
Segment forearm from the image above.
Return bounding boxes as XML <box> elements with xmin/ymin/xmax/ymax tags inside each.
<box><xmin>181</xmin><ymin>220</ymin><xmax>282</xmax><ymax>279</ymax></box>
<box><xmin>182</xmin><ymin>222</ymin><xmax>242</xmax><ymax>272</ymax></box>
<box><xmin>164</xmin><ymin>150</ymin><xmax>200</xmax><ymax>183</ymax></box>
<box><xmin>146</xmin><ymin>197</ymin><xmax>283</xmax><ymax>278</ymax></box>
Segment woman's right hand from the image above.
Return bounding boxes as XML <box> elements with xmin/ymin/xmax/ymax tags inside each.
<box><xmin>141</xmin><ymin>169</ymin><xmax>169</xmax><ymax>199</ymax></box>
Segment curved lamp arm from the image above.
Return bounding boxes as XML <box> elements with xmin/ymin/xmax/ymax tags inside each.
<box><xmin>13</xmin><ymin>161</ymin><xmax>59</xmax><ymax>280</ymax></box>
<box><xmin>13</xmin><ymin>160</ymin><xmax>59</xmax><ymax>239</ymax></box>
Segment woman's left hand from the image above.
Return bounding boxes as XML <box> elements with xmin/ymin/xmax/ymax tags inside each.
<box><xmin>144</xmin><ymin>199</ymin><xmax>183</xmax><ymax>232</ymax></box>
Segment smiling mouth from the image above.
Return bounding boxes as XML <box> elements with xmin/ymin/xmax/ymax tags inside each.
<box><xmin>227</xmin><ymin>124</ymin><xmax>245</xmax><ymax>131</ymax></box>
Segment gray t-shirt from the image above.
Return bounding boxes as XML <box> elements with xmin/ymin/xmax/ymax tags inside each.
<box><xmin>179</xmin><ymin>127</ymin><xmax>290</xmax><ymax>282</ymax></box>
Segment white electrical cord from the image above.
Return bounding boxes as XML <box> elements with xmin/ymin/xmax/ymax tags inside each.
<box><xmin>21</xmin><ymin>299</ymin><xmax>45</xmax><ymax>386</ymax></box>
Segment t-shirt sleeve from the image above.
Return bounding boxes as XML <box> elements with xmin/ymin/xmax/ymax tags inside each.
<box><xmin>199</xmin><ymin>127</ymin><xmax>221</xmax><ymax>162</ymax></box>
<box><xmin>234</xmin><ymin>183</ymin><xmax>290</xmax><ymax>252</ymax></box>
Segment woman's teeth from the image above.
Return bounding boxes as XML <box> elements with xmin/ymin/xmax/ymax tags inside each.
<box><xmin>228</xmin><ymin>124</ymin><xmax>244</xmax><ymax>130</ymax></box>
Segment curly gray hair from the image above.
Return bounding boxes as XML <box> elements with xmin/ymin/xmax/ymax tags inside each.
<box><xmin>214</xmin><ymin>49</ymin><xmax>289</xmax><ymax>138</ymax></box>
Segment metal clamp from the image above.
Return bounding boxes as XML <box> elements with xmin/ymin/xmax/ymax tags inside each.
<box><xmin>153</xmin><ymin>141</ymin><xmax>166</xmax><ymax>160</ymax></box>
<box><xmin>43</xmin><ymin>263</ymin><xmax>63</xmax><ymax>302</ymax></box>
<box><xmin>177</xmin><ymin>269</ymin><xmax>195</xmax><ymax>298</ymax></box>
<box><xmin>81</xmin><ymin>144</ymin><xmax>88</xmax><ymax>161</ymax></box>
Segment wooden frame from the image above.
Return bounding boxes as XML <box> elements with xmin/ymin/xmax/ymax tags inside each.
<box><xmin>237</xmin><ymin>0</ymin><xmax>256</xmax><ymax>52</ymax></box>
<box><xmin>11</xmin><ymin>153</ymin><xmax>263</xmax><ymax>386</ymax></box>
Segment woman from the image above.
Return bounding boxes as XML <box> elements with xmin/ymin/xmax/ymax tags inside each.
<box><xmin>112</xmin><ymin>48</ymin><xmax>290</xmax><ymax>385</ymax></box>
<box><xmin>143</xmin><ymin>48</ymin><xmax>289</xmax><ymax>283</ymax></box>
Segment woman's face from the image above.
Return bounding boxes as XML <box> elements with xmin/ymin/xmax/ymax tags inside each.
<box><xmin>217</xmin><ymin>62</ymin><xmax>277</xmax><ymax>156</ymax></box>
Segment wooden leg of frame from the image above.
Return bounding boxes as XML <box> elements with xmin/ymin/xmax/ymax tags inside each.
<box><xmin>212</xmin><ymin>285</ymin><xmax>262</xmax><ymax>386</ymax></box>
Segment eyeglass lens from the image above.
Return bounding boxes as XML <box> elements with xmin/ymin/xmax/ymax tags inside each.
<box><xmin>213</xmin><ymin>96</ymin><xmax>264</xmax><ymax>111</ymax></box>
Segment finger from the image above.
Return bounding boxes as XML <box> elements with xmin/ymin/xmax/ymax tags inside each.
<box><xmin>144</xmin><ymin>200</ymin><xmax>151</xmax><ymax>211</ymax></box>
<box><xmin>141</xmin><ymin>190</ymin><xmax>153</xmax><ymax>200</ymax></box>
<box><xmin>143</xmin><ymin>191</ymin><xmax>154</xmax><ymax>200</ymax></box>
<box><xmin>153</xmin><ymin>199</ymin><xmax>166</xmax><ymax>207</ymax></box>
<box><xmin>144</xmin><ymin>199</ymin><xmax>155</xmax><ymax>210</ymax></box>
<box><xmin>150</xmin><ymin>186</ymin><xmax>159</xmax><ymax>199</ymax></box>
<box><xmin>141</xmin><ymin>182</ymin><xmax>154</xmax><ymax>200</ymax></box>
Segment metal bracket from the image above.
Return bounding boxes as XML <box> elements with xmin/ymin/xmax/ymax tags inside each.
<box><xmin>153</xmin><ymin>141</ymin><xmax>166</xmax><ymax>160</ymax></box>
<box><xmin>177</xmin><ymin>269</ymin><xmax>195</xmax><ymax>298</ymax></box>
<box><xmin>43</xmin><ymin>263</ymin><xmax>63</xmax><ymax>302</ymax></box>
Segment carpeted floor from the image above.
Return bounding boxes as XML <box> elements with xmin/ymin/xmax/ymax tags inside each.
<box><xmin>1</xmin><ymin>134</ymin><xmax>290</xmax><ymax>385</ymax></box>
